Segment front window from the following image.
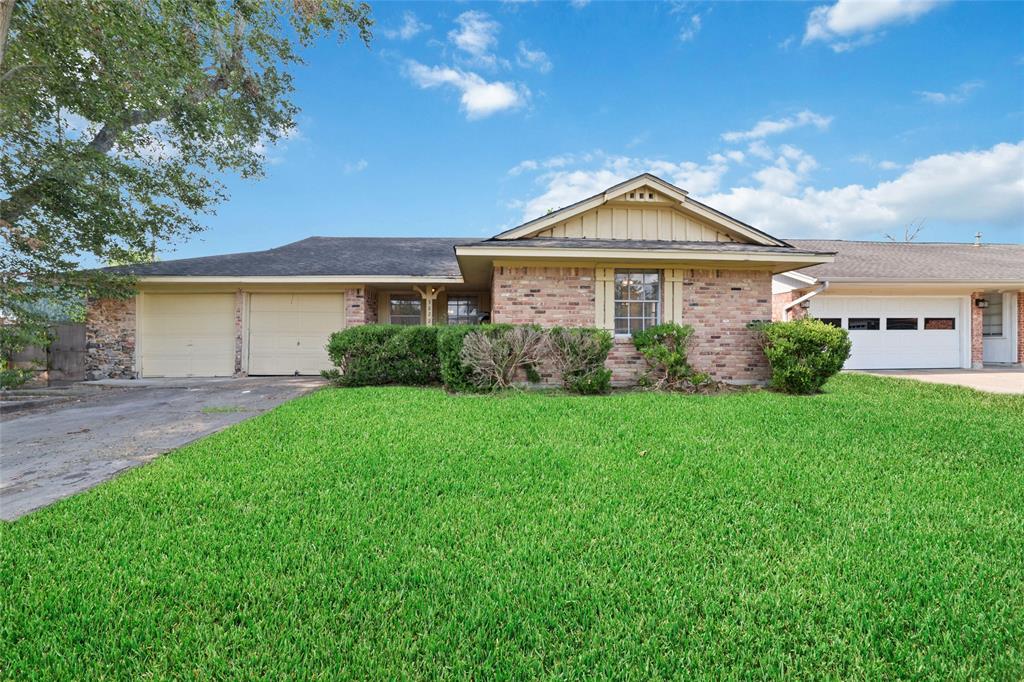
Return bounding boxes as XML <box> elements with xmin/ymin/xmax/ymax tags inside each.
<box><xmin>447</xmin><ymin>296</ymin><xmax>480</xmax><ymax>325</ymax></box>
<box><xmin>614</xmin><ymin>270</ymin><xmax>660</xmax><ymax>335</ymax></box>
<box><xmin>983</xmin><ymin>295</ymin><xmax>1003</xmax><ymax>337</ymax></box>
<box><xmin>389</xmin><ymin>295</ymin><xmax>421</xmax><ymax>325</ymax></box>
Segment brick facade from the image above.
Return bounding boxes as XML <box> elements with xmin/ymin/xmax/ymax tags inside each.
<box><xmin>1018</xmin><ymin>291</ymin><xmax>1024</xmax><ymax>365</ymax></box>
<box><xmin>492</xmin><ymin>265</ymin><xmax>596</xmax><ymax>326</ymax></box>
<box><xmin>85</xmin><ymin>297</ymin><xmax>136</xmax><ymax>380</ymax></box>
<box><xmin>970</xmin><ymin>291</ymin><xmax>984</xmax><ymax>369</ymax></box>
<box><xmin>771</xmin><ymin>290</ymin><xmax>808</xmax><ymax>321</ymax></box>
<box><xmin>492</xmin><ymin>265</ymin><xmax>771</xmax><ymax>385</ymax></box>
<box><xmin>345</xmin><ymin>286</ymin><xmax>376</xmax><ymax>328</ymax></box>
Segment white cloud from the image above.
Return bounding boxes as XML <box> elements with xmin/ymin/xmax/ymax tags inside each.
<box><xmin>804</xmin><ymin>0</ymin><xmax>943</xmax><ymax>52</ymax></box>
<box><xmin>513</xmin><ymin>152</ymin><xmax>735</xmax><ymax>221</ymax></box>
<box><xmin>570</xmin><ymin>0</ymin><xmax>591</xmax><ymax>7</ymax></box>
<box><xmin>449</xmin><ymin>10</ymin><xmax>502</xmax><ymax>68</ymax></box>
<box><xmin>878</xmin><ymin>160</ymin><xmax>902</xmax><ymax>170</ymax></box>
<box><xmin>679</xmin><ymin>14</ymin><xmax>702</xmax><ymax>42</ymax></box>
<box><xmin>516</xmin><ymin>41</ymin><xmax>552</xmax><ymax>74</ymax></box>
<box><xmin>747</xmin><ymin>140</ymin><xmax>773</xmax><ymax>160</ymax></box>
<box><xmin>404</xmin><ymin>60</ymin><xmax>528</xmax><ymax>120</ymax></box>
<box><xmin>343</xmin><ymin>159</ymin><xmax>369</xmax><ymax>174</ymax></box>
<box><xmin>916</xmin><ymin>80</ymin><xmax>983</xmax><ymax>104</ymax></box>
<box><xmin>722</xmin><ymin>110</ymin><xmax>833</xmax><ymax>142</ymax></box>
<box><xmin>382</xmin><ymin>11</ymin><xmax>429</xmax><ymax>40</ymax></box>
<box><xmin>752</xmin><ymin>145</ymin><xmax>818</xmax><ymax>194</ymax></box>
<box><xmin>706</xmin><ymin>141</ymin><xmax>1024</xmax><ymax>237</ymax></box>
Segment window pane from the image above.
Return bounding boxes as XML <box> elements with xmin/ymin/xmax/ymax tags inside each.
<box><xmin>390</xmin><ymin>296</ymin><xmax>421</xmax><ymax>325</ymax></box>
<box><xmin>613</xmin><ymin>270</ymin><xmax>660</xmax><ymax>335</ymax></box>
<box><xmin>886</xmin><ymin>317</ymin><xmax>918</xmax><ymax>330</ymax></box>
<box><xmin>983</xmin><ymin>296</ymin><xmax>1003</xmax><ymax>337</ymax></box>
<box><xmin>847</xmin><ymin>318</ymin><xmax>880</xmax><ymax>330</ymax></box>
<box><xmin>447</xmin><ymin>295</ymin><xmax>480</xmax><ymax>325</ymax></box>
<box><xmin>817</xmin><ymin>318</ymin><xmax>841</xmax><ymax>328</ymax></box>
<box><xmin>924</xmin><ymin>317</ymin><xmax>955</xmax><ymax>330</ymax></box>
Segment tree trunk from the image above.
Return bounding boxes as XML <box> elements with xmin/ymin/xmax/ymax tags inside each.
<box><xmin>0</xmin><ymin>0</ymin><xmax>15</xmax><ymax>70</ymax></box>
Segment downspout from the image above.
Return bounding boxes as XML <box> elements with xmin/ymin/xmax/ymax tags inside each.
<box><xmin>783</xmin><ymin>281</ymin><xmax>829</xmax><ymax>321</ymax></box>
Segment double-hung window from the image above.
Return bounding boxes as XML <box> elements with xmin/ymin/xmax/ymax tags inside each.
<box><xmin>389</xmin><ymin>294</ymin><xmax>422</xmax><ymax>325</ymax></box>
<box><xmin>447</xmin><ymin>296</ymin><xmax>480</xmax><ymax>325</ymax></box>
<box><xmin>614</xmin><ymin>270</ymin><xmax>660</xmax><ymax>335</ymax></box>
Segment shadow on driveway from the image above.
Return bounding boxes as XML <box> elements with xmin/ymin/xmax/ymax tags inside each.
<box><xmin>1</xmin><ymin>377</ymin><xmax>323</xmax><ymax>521</ymax></box>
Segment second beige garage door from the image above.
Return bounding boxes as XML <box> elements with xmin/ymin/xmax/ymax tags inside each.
<box><xmin>248</xmin><ymin>293</ymin><xmax>345</xmax><ymax>375</ymax></box>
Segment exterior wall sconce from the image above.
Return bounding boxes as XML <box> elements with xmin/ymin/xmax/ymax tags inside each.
<box><xmin>975</xmin><ymin>298</ymin><xmax>989</xmax><ymax>308</ymax></box>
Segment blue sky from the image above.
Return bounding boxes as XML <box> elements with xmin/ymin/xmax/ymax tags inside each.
<box><xmin>176</xmin><ymin>0</ymin><xmax>1024</xmax><ymax>259</ymax></box>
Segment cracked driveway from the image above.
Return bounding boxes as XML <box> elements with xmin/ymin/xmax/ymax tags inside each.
<box><xmin>1</xmin><ymin>377</ymin><xmax>322</xmax><ymax>520</ymax></box>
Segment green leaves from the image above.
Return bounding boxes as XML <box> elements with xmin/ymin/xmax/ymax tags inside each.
<box><xmin>758</xmin><ymin>318</ymin><xmax>853</xmax><ymax>394</ymax></box>
<box><xmin>0</xmin><ymin>0</ymin><xmax>372</xmax><ymax>354</ymax></box>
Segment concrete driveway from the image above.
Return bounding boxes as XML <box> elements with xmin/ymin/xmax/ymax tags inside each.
<box><xmin>862</xmin><ymin>367</ymin><xmax>1024</xmax><ymax>395</ymax></box>
<box><xmin>1</xmin><ymin>377</ymin><xmax>322</xmax><ymax>520</ymax></box>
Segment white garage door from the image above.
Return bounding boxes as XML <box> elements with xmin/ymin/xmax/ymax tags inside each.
<box><xmin>141</xmin><ymin>294</ymin><xmax>236</xmax><ymax>377</ymax></box>
<box><xmin>809</xmin><ymin>297</ymin><xmax>964</xmax><ymax>370</ymax></box>
<box><xmin>248</xmin><ymin>293</ymin><xmax>345</xmax><ymax>375</ymax></box>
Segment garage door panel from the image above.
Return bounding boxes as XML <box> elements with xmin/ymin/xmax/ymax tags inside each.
<box><xmin>247</xmin><ymin>294</ymin><xmax>344</xmax><ymax>375</ymax></box>
<box><xmin>809</xmin><ymin>296</ymin><xmax>962</xmax><ymax>370</ymax></box>
<box><xmin>141</xmin><ymin>294</ymin><xmax>235</xmax><ymax>377</ymax></box>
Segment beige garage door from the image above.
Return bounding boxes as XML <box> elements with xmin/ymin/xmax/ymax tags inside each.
<box><xmin>141</xmin><ymin>294</ymin><xmax>236</xmax><ymax>377</ymax></box>
<box><xmin>248</xmin><ymin>293</ymin><xmax>345</xmax><ymax>375</ymax></box>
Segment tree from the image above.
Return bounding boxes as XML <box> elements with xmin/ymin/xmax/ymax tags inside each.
<box><xmin>0</xmin><ymin>0</ymin><xmax>372</xmax><ymax>364</ymax></box>
<box><xmin>885</xmin><ymin>219</ymin><xmax>925</xmax><ymax>243</ymax></box>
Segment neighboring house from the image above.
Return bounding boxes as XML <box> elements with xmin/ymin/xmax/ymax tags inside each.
<box><xmin>86</xmin><ymin>174</ymin><xmax>834</xmax><ymax>384</ymax></box>
<box><xmin>773</xmin><ymin>240</ymin><xmax>1024</xmax><ymax>370</ymax></box>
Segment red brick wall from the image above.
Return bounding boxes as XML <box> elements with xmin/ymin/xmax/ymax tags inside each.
<box><xmin>491</xmin><ymin>266</ymin><xmax>596</xmax><ymax>326</ymax></box>
<box><xmin>492</xmin><ymin>265</ymin><xmax>771</xmax><ymax>385</ymax></box>
<box><xmin>771</xmin><ymin>290</ymin><xmax>808</xmax><ymax>321</ymax></box>
<box><xmin>1017</xmin><ymin>291</ymin><xmax>1024</xmax><ymax>365</ymax></box>
<box><xmin>971</xmin><ymin>291</ymin><xmax>984</xmax><ymax>368</ymax></box>
<box><xmin>345</xmin><ymin>286</ymin><xmax>375</xmax><ymax>327</ymax></box>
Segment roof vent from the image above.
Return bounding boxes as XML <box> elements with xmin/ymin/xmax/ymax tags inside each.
<box><xmin>974</xmin><ymin>231</ymin><xmax>982</xmax><ymax>247</ymax></box>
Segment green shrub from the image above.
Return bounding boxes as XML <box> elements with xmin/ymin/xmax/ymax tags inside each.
<box><xmin>437</xmin><ymin>324</ymin><xmax>512</xmax><ymax>392</ymax></box>
<box><xmin>546</xmin><ymin>327</ymin><xmax>613</xmax><ymax>394</ymax></box>
<box><xmin>757</xmin><ymin>318</ymin><xmax>852</xmax><ymax>394</ymax></box>
<box><xmin>1</xmin><ymin>367</ymin><xmax>33</xmax><ymax>389</ymax></box>
<box><xmin>631</xmin><ymin>322</ymin><xmax>711</xmax><ymax>391</ymax></box>
<box><xmin>323</xmin><ymin>324</ymin><xmax>440</xmax><ymax>387</ymax></box>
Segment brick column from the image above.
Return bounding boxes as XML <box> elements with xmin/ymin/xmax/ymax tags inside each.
<box><xmin>970</xmin><ymin>291</ymin><xmax>985</xmax><ymax>369</ymax></box>
<box><xmin>1017</xmin><ymin>291</ymin><xmax>1024</xmax><ymax>365</ymax></box>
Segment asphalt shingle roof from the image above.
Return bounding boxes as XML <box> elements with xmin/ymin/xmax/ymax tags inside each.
<box><xmin>469</xmin><ymin>238</ymin><xmax>831</xmax><ymax>256</ymax></box>
<box><xmin>119</xmin><ymin>237</ymin><xmax>470</xmax><ymax>277</ymax></box>
<box><xmin>786</xmin><ymin>240</ymin><xmax>1024</xmax><ymax>281</ymax></box>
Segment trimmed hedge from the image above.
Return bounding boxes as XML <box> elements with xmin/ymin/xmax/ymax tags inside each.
<box><xmin>756</xmin><ymin>318</ymin><xmax>852</xmax><ymax>394</ymax></box>
<box><xmin>323</xmin><ymin>325</ymin><xmax>440</xmax><ymax>387</ymax></box>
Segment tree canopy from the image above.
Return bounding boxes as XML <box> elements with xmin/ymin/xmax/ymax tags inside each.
<box><xmin>0</xmin><ymin>0</ymin><xmax>372</xmax><ymax>358</ymax></box>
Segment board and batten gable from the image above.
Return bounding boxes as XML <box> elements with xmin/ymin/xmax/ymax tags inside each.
<box><xmin>527</xmin><ymin>189</ymin><xmax>738</xmax><ymax>243</ymax></box>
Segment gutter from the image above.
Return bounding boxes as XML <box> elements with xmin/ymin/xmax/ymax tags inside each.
<box><xmin>783</xmin><ymin>281</ymin><xmax>829</xmax><ymax>321</ymax></box>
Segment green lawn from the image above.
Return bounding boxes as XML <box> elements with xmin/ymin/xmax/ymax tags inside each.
<box><xmin>2</xmin><ymin>375</ymin><xmax>1023</xmax><ymax>679</ymax></box>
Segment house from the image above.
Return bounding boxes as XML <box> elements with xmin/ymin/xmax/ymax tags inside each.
<box><xmin>772</xmin><ymin>240</ymin><xmax>1024</xmax><ymax>369</ymax></box>
<box><xmin>85</xmin><ymin>174</ymin><xmax>839</xmax><ymax>384</ymax></box>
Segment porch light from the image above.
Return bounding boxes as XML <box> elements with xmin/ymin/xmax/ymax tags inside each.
<box><xmin>799</xmin><ymin>300</ymin><xmax>812</xmax><ymax>309</ymax></box>
<box><xmin>975</xmin><ymin>298</ymin><xmax>989</xmax><ymax>308</ymax></box>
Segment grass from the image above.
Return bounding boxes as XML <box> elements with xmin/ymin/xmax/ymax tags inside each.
<box><xmin>2</xmin><ymin>374</ymin><xmax>1022</xmax><ymax>679</ymax></box>
<box><xmin>200</xmin><ymin>405</ymin><xmax>248</xmax><ymax>414</ymax></box>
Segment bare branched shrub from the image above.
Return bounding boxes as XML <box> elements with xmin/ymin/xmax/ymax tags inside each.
<box><xmin>459</xmin><ymin>326</ymin><xmax>547</xmax><ymax>390</ymax></box>
<box><xmin>546</xmin><ymin>327</ymin><xmax>613</xmax><ymax>394</ymax></box>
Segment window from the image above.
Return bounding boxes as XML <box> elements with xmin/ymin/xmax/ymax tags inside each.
<box><xmin>924</xmin><ymin>317</ymin><xmax>955</xmax><ymax>330</ymax></box>
<box><xmin>983</xmin><ymin>296</ymin><xmax>1003</xmax><ymax>337</ymax></box>
<box><xmin>447</xmin><ymin>296</ymin><xmax>480</xmax><ymax>325</ymax></box>
<box><xmin>614</xmin><ymin>270</ymin><xmax>660</xmax><ymax>335</ymax></box>
<box><xmin>817</xmin><ymin>318</ymin><xmax>841</xmax><ymax>328</ymax></box>
<box><xmin>847</xmin><ymin>318</ymin><xmax>880</xmax><ymax>330</ymax></box>
<box><xmin>886</xmin><ymin>317</ymin><xmax>918</xmax><ymax>330</ymax></box>
<box><xmin>389</xmin><ymin>295</ymin><xmax>421</xmax><ymax>325</ymax></box>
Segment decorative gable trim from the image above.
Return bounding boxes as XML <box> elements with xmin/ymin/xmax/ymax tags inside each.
<box><xmin>493</xmin><ymin>173</ymin><xmax>786</xmax><ymax>247</ymax></box>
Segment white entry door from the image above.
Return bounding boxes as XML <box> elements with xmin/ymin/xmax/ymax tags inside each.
<box><xmin>808</xmin><ymin>296</ymin><xmax>964</xmax><ymax>370</ymax></box>
<box><xmin>247</xmin><ymin>293</ymin><xmax>345</xmax><ymax>375</ymax></box>
<box><xmin>982</xmin><ymin>292</ymin><xmax>1018</xmax><ymax>364</ymax></box>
